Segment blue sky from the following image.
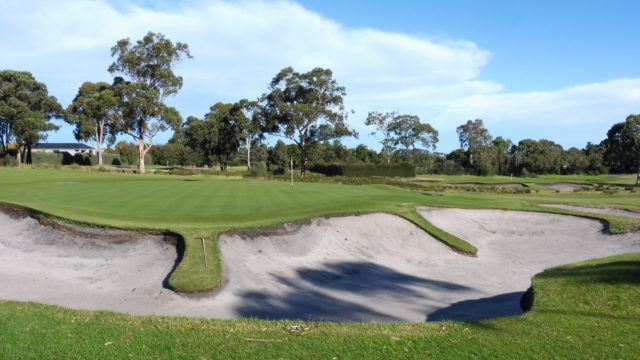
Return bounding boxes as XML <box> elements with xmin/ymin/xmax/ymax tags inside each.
<box><xmin>2</xmin><ymin>0</ymin><xmax>639</xmax><ymax>152</ymax></box>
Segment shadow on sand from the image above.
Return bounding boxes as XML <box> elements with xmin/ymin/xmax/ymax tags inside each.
<box><xmin>426</xmin><ymin>291</ymin><xmax>525</xmax><ymax>322</ymax></box>
<box><xmin>235</xmin><ymin>261</ymin><xmax>472</xmax><ymax>322</ymax></box>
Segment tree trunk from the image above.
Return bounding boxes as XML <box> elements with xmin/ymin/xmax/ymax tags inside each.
<box><xmin>16</xmin><ymin>146</ymin><xmax>21</xmax><ymax>165</ymax></box>
<box><xmin>97</xmin><ymin>121</ymin><xmax>104</xmax><ymax>165</ymax></box>
<box><xmin>97</xmin><ymin>146</ymin><xmax>103</xmax><ymax>165</ymax></box>
<box><xmin>299</xmin><ymin>137</ymin><xmax>306</xmax><ymax>177</ymax></box>
<box><xmin>636</xmin><ymin>165</ymin><xmax>640</xmax><ymax>186</ymax></box>
<box><xmin>137</xmin><ymin>140</ymin><xmax>146</xmax><ymax>174</ymax></box>
<box><xmin>26</xmin><ymin>144</ymin><xmax>32</xmax><ymax>164</ymax></box>
<box><xmin>247</xmin><ymin>144</ymin><xmax>251</xmax><ymax>170</ymax></box>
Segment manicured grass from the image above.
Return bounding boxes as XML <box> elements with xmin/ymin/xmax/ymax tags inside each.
<box><xmin>1</xmin><ymin>167</ymin><xmax>639</xmax><ymax>291</ymax></box>
<box><xmin>1</xmin><ymin>253</ymin><xmax>638</xmax><ymax>359</ymax></box>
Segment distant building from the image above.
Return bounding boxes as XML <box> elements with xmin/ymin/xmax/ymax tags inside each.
<box><xmin>32</xmin><ymin>143</ymin><xmax>95</xmax><ymax>155</ymax></box>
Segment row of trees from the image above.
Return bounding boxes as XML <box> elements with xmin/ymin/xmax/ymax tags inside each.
<box><xmin>1</xmin><ymin>31</ymin><xmax>639</xmax><ymax>184</ymax></box>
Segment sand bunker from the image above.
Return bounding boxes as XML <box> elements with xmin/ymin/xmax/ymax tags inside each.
<box><xmin>1</xmin><ymin>208</ymin><xmax>639</xmax><ymax>322</ymax></box>
<box><xmin>445</xmin><ymin>183</ymin><xmax>525</xmax><ymax>188</ymax></box>
<box><xmin>540</xmin><ymin>204</ymin><xmax>640</xmax><ymax>219</ymax></box>
<box><xmin>539</xmin><ymin>183</ymin><xmax>590</xmax><ymax>191</ymax></box>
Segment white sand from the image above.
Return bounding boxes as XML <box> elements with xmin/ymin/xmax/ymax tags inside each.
<box><xmin>1</xmin><ymin>208</ymin><xmax>638</xmax><ymax>322</ymax></box>
<box><xmin>539</xmin><ymin>183</ymin><xmax>590</xmax><ymax>191</ymax></box>
<box><xmin>540</xmin><ymin>204</ymin><xmax>640</xmax><ymax>219</ymax></box>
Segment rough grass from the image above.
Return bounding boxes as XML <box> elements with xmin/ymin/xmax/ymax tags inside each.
<box><xmin>1</xmin><ymin>253</ymin><xmax>638</xmax><ymax>359</ymax></box>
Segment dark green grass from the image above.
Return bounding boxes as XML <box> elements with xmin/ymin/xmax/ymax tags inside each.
<box><xmin>415</xmin><ymin>173</ymin><xmax>637</xmax><ymax>186</ymax></box>
<box><xmin>1</xmin><ymin>253</ymin><xmax>638</xmax><ymax>359</ymax></box>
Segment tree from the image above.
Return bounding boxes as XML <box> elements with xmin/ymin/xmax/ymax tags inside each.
<box><xmin>512</xmin><ymin>139</ymin><xmax>563</xmax><ymax>175</ymax></box>
<box><xmin>115</xmin><ymin>141</ymin><xmax>138</xmax><ymax>165</ymax></box>
<box><xmin>108</xmin><ymin>31</ymin><xmax>191</xmax><ymax>174</ymax></box>
<box><xmin>65</xmin><ymin>82</ymin><xmax>118</xmax><ymax>165</ymax></box>
<box><xmin>184</xmin><ymin>116</ymin><xmax>218</xmax><ymax>167</ymax></box>
<box><xmin>0</xmin><ymin>70</ymin><xmax>62</xmax><ymax>164</ymax></box>
<box><xmin>261</xmin><ymin>67</ymin><xmax>355</xmax><ymax>177</ymax></box>
<box><xmin>603</xmin><ymin>115</ymin><xmax>640</xmax><ymax>185</ymax></box>
<box><xmin>562</xmin><ymin>147</ymin><xmax>588</xmax><ymax>174</ymax></box>
<box><xmin>456</xmin><ymin>119</ymin><xmax>492</xmax><ymax>167</ymax></box>
<box><xmin>235</xmin><ymin>99</ymin><xmax>273</xmax><ymax>170</ymax></box>
<box><xmin>366</xmin><ymin>111</ymin><xmax>438</xmax><ymax>161</ymax></box>
<box><xmin>584</xmin><ymin>142</ymin><xmax>607</xmax><ymax>175</ymax></box>
<box><xmin>204</xmin><ymin>102</ymin><xmax>246</xmax><ymax>171</ymax></box>
<box><xmin>490</xmin><ymin>136</ymin><xmax>512</xmax><ymax>175</ymax></box>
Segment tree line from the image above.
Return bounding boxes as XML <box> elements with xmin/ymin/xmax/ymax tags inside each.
<box><xmin>1</xmin><ymin>31</ymin><xmax>639</xmax><ymax>184</ymax></box>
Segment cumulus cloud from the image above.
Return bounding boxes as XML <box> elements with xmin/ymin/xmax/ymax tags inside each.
<box><xmin>1</xmin><ymin>0</ymin><xmax>638</xmax><ymax>151</ymax></box>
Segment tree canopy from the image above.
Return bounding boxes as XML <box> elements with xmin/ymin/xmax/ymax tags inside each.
<box><xmin>108</xmin><ymin>31</ymin><xmax>191</xmax><ymax>173</ymax></box>
<box><xmin>261</xmin><ymin>67</ymin><xmax>355</xmax><ymax>176</ymax></box>
<box><xmin>0</xmin><ymin>70</ymin><xmax>62</xmax><ymax>164</ymax></box>
<box><xmin>65</xmin><ymin>82</ymin><xmax>119</xmax><ymax>165</ymax></box>
<box><xmin>603</xmin><ymin>114</ymin><xmax>640</xmax><ymax>185</ymax></box>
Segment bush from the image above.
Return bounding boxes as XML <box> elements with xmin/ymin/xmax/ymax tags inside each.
<box><xmin>247</xmin><ymin>162</ymin><xmax>267</xmax><ymax>177</ymax></box>
<box><xmin>31</xmin><ymin>152</ymin><xmax>65</xmax><ymax>166</ymax></box>
<box><xmin>310</xmin><ymin>162</ymin><xmax>416</xmax><ymax>178</ymax></box>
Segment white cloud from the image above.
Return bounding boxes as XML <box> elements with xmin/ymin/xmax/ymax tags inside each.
<box><xmin>1</xmin><ymin>0</ymin><xmax>639</xmax><ymax>151</ymax></box>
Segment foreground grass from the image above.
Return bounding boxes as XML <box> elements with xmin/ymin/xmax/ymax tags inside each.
<box><xmin>1</xmin><ymin>253</ymin><xmax>638</xmax><ymax>359</ymax></box>
<box><xmin>1</xmin><ymin>167</ymin><xmax>640</xmax><ymax>291</ymax></box>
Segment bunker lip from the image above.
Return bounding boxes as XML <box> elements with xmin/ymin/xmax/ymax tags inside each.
<box><xmin>0</xmin><ymin>202</ymin><xmax>148</xmax><ymax>243</ymax></box>
<box><xmin>539</xmin><ymin>203</ymin><xmax>640</xmax><ymax>219</ymax></box>
<box><xmin>1</xmin><ymin>206</ymin><xmax>638</xmax><ymax>323</ymax></box>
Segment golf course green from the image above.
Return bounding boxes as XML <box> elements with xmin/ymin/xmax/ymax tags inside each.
<box><xmin>0</xmin><ymin>167</ymin><xmax>639</xmax><ymax>359</ymax></box>
<box><xmin>1</xmin><ymin>167</ymin><xmax>639</xmax><ymax>291</ymax></box>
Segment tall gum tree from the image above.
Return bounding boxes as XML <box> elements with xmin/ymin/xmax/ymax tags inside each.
<box><xmin>65</xmin><ymin>82</ymin><xmax>118</xmax><ymax>165</ymax></box>
<box><xmin>456</xmin><ymin>119</ymin><xmax>492</xmax><ymax>167</ymax></box>
<box><xmin>366</xmin><ymin>111</ymin><xmax>438</xmax><ymax>162</ymax></box>
<box><xmin>261</xmin><ymin>67</ymin><xmax>355</xmax><ymax>177</ymax></box>
<box><xmin>0</xmin><ymin>70</ymin><xmax>62</xmax><ymax>164</ymax></box>
<box><xmin>108</xmin><ymin>31</ymin><xmax>191</xmax><ymax>174</ymax></box>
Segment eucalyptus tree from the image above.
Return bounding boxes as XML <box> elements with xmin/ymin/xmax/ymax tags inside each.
<box><xmin>0</xmin><ymin>70</ymin><xmax>62</xmax><ymax>164</ymax></box>
<box><xmin>65</xmin><ymin>82</ymin><xmax>118</xmax><ymax>165</ymax></box>
<box><xmin>603</xmin><ymin>115</ymin><xmax>640</xmax><ymax>185</ymax></box>
<box><xmin>366</xmin><ymin>111</ymin><xmax>438</xmax><ymax>161</ymax></box>
<box><xmin>205</xmin><ymin>102</ymin><xmax>246</xmax><ymax>171</ymax></box>
<box><xmin>234</xmin><ymin>99</ymin><xmax>273</xmax><ymax>170</ymax></box>
<box><xmin>456</xmin><ymin>119</ymin><xmax>492</xmax><ymax>167</ymax></box>
<box><xmin>108</xmin><ymin>31</ymin><xmax>191</xmax><ymax>173</ymax></box>
<box><xmin>261</xmin><ymin>67</ymin><xmax>355</xmax><ymax>177</ymax></box>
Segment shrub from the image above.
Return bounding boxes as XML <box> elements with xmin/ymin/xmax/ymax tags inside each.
<box><xmin>247</xmin><ymin>162</ymin><xmax>267</xmax><ymax>177</ymax></box>
<box><xmin>310</xmin><ymin>162</ymin><xmax>416</xmax><ymax>178</ymax></box>
<box><xmin>31</xmin><ymin>152</ymin><xmax>65</xmax><ymax>166</ymax></box>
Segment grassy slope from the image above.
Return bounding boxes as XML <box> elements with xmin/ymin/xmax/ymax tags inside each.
<box><xmin>2</xmin><ymin>167</ymin><xmax>640</xmax><ymax>290</ymax></box>
<box><xmin>1</xmin><ymin>252</ymin><xmax>637</xmax><ymax>359</ymax></box>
